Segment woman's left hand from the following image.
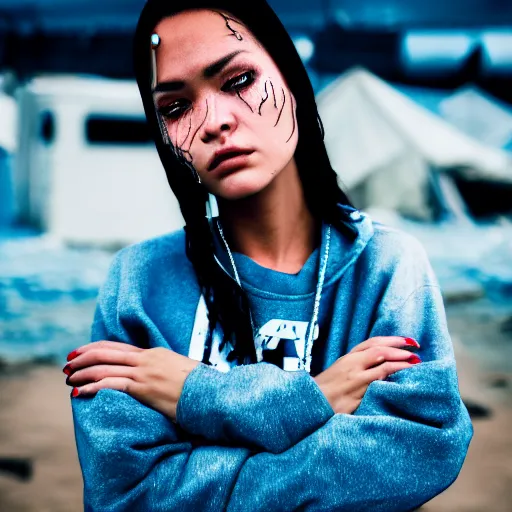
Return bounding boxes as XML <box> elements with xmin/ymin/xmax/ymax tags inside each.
<box><xmin>63</xmin><ymin>341</ymin><xmax>201</xmax><ymax>422</ymax></box>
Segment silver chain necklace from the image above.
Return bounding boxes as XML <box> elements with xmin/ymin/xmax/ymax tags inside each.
<box><xmin>216</xmin><ymin>219</ymin><xmax>331</xmax><ymax>374</ymax></box>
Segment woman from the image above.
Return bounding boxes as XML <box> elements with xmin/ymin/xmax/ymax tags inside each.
<box><xmin>65</xmin><ymin>1</ymin><xmax>473</xmax><ymax>510</ymax></box>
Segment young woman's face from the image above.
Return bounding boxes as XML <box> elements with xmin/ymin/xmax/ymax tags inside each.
<box><xmin>152</xmin><ymin>9</ymin><xmax>298</xmax><ymax>200</ymax></box>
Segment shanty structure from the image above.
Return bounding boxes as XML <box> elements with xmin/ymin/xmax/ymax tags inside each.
<box><xmin>15</xmin><ymin>75</ymin><xmax>183</xmax><ymax>246</ymax></box>
<box><xmin>439</xmin><ymin>86</ymin><xmax>512</xmax><ymax>152</ymax></box>
<box><xmin>316</xmin><ymin>67</ymin><xmax>512</xmax><ymax>221</ymax></box>
<box><xmin>0</xmin><ymin>89</ymin><xmax>17</xmax><ymax>226</ymax></box>
<box><xmin>396</xmin><ymin>84</ymin><xmax>512</xmax><ymax>152</ymax></box>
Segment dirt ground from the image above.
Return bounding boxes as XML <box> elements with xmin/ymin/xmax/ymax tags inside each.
<box><xmin>0</xmin><ymin>301</ymin><xmax>511</xmax><ymax>511</ymax></box>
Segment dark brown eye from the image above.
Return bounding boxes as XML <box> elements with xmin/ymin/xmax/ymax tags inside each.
<box><xmin>158</xmin><ymin>101</ymin><xmax>190</xmax><ymax>120</ymax></box>
<box><xmin>222</xmin><ymin>71</ymin><xmax>256</xmax><ymax>92</ymax></box>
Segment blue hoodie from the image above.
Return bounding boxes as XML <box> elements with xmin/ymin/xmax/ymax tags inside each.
<box><xmin>71</xmin><ymin>208</ymin><xmax>473</xmax><ymax>511</ymax></box>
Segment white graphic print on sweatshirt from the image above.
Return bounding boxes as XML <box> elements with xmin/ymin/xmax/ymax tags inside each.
<box><xmin>188</xmin><ymin>294</ymin><xmax>316</xmax><ymax>372</ymax></box>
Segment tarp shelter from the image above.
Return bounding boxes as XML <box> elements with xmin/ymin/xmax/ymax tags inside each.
<box><xmin>15</xmin><ymin>75</ymin><xmax>184</xmax><ymax>246</ymax></box>
<box><xmin>0</xmin><ymin>90</ymin><xmax>16</xmax><ymax>152</ymax></box>
<box><xmin>0</xmin><ymin>90</ymin><xmax>17</xmax><ymax>226</ymax></box>
<box><xmin>439</xmin><ymin>86</ymin><xmax>512</xmax><ymax>151</ymax></box>
<box><xmin>316</xmin><ymin>67</ymin><xmax>512</xmax><ymax>221</ymax></box>
<box><xmin>395</xmin><ymin>84</ymin><xmax>512</xmax><ymax>153</ymax></box>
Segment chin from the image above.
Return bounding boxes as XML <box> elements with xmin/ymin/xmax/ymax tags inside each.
<box><xmin>209</xmin><ymin>167</ymin><xmax>278</xmax><ymax>201</ymax></box>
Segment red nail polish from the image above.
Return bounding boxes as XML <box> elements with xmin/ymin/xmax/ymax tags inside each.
<box><xmin>404</xmin><ymin>337</ymin><xmax>420</xmax><ymax>348</ymax></box>
<box><xmin>67</xmin><ymin>350</ymin><xmax>78</xmax><ymax>362</ymax></box>
<box><xmin>407</xmin><ymin>354</ymin><xmax>422</xmax><ymax>365</ymax></box>
<box><xmin>71</xmin><ymin>388</ymin><xmax>79</xmax><ymax>398</ymax></box>
<box><xmin>63</xmin><ymin>365</ymin><xmax>72</xmax><ymax>376</ymax></box>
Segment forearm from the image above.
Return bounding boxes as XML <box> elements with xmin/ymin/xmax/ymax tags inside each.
<box><xmin>176</xmin><ymin>361</ymin><xmax>334</xmax><ymax>453</ymax></box>
<box><xmin>230</xmin><ymin>363</ymin><xmax>472</xmax><ymax>511</ymax></box>
<box><xmin>73</xmin><ymin>356</ymin><xmax>472</xmax><ymax>512</ymax></box>
<box><xmin>73</xmin><ymin>390</ymin><xmax>251</xmax><ymax>511</ymax></box>
<box><xmin>91</xmin><ymin>253</ymin><xmax>333</xmax><ymax>454</ymax></box>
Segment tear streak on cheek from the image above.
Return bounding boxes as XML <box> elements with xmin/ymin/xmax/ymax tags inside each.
<box><xmin>236</xmin><ymin>91</ymin><xmax>254</xmax><ymax>113</ymax></box>
<box><xmin>274</xmin><ymin>88</ymin><xmax>286</xmax><ymax>127</ymax></box>
<box><xmin>270</xmin><ymin>81</ymin><xmax>277</xmax><ymax>108</ymax></box>
<box><xmin>286</xmin><ymin>94</ymin><xmax>296</xmax><ymax>143</ymax></box>
<box><xmin>258</xmin><ymin>80</ymin><xmax>269</xmax><ymax>116</ymax></box>
<box><xmin>177</xmin><ymin>112</ymin><xmax>193</xmax><ymax>148</ymax></box>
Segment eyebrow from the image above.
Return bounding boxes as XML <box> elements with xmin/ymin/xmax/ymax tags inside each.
<box><xmin>152</xmin><ymin>50</ymin><xmax>248</xmax><ymax>94</ymax></box>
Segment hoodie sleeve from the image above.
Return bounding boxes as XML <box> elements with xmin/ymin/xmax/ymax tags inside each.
<box><xmin>87</xmin><ymin>249</ymin><xmax>335</xmax><ymax>454</ymax></box>
<box><xmin>176</xmin><ymin>361</ymin><xmax>335</xmax><ymax>454</ymax></box>
<box><xmin>72</xmin><ymin>279</ymin><xmax>472</xmax><ymax>511</ymax></box>
<box><xmin>72</xmin><ymin>237</ymin><xmax>473</xmax><ymax>512</ymax></box>
<box><xmin>227</xmin><ymin>279</ymin><xmax>473</xmax><ymax>511</ymax></box>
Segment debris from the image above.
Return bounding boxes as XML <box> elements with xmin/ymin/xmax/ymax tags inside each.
<box><xmin>462</xmin><ymin>398</ymin><xmax>492</xmax><ymax>419</ymax></box>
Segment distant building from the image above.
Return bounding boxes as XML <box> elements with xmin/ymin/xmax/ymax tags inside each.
<box><xmin>0</xmin><ymin>89</ymin><xmax>17</xmax><ymax>227</ymax></box>
<box><xmin>15</xmin><ymin>75</ymin><xmax>184</xmax><ymax>246</ymax></box>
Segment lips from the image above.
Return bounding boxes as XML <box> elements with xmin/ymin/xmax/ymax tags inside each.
<box><xmin>208</xmin><ymin>148</ymin><xmax>254</xmax><ymax>172</ymax></box>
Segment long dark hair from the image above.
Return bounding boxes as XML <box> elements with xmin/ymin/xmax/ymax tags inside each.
<box><xmin>134</xmin><ymin>0</ymin><xmax>357</xmax><ymax>365</ymax></box>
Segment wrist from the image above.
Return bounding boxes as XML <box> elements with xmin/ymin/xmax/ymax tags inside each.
<box><xmin>176</xmin><ymin>360</ymin><xmax>202</xmax><ymax>399</ymax></box>
<box><xmin>175</xmin><ymin>361</ymin><xmax>210</xmax><ymax>427</ymax></box>
<box><xmin>313</xmin><ymin>374</ymin><xmax>335</xmax><ymax>411</ymax></box>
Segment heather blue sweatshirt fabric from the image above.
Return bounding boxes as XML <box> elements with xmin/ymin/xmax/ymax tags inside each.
<box><xmin>71</xmin><ymin>209</ymin><xmax>473</xmax><ymax>511</ymax></box>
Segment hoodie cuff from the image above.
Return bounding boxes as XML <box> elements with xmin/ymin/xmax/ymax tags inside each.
<box><xmin>176</xmin><ymin>362</ymin><xmax>335</xmax><ymax>453</ymax></box>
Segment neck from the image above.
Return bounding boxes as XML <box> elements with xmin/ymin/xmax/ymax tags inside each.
<box><xmin>218</xmin><ymin>159</ymin><xmax>321</xmax><ymax>274</ymax></box>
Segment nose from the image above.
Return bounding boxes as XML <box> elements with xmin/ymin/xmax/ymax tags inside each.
<box><xmin>199</xmin><ymin>96</ymin><xmax>236</xmax><ymax>143</ymax></box>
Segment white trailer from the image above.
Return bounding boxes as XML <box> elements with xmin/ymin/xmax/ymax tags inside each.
<box><xmin>15</xmin><ymin>75</ymin><xmax>184</xmax><ymax>246</ymax></box>
<box><xmin>0</xmin><ymin>90</ymin><xmax>17</xmax><ymax>227</ymax></box>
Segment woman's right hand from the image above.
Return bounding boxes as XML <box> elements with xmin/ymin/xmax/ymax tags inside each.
<box><xmin>313</xmin><ymin>336</ymin><xmax>421</xmax><ymax>415</ymax></box>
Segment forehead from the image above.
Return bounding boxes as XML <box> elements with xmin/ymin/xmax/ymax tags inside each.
<box><xmin>153</xmin><ymin>10</ymin><xmax>263</xmax><ymax>79</ymax></box>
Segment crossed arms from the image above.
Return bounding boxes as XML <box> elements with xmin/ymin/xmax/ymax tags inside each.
<box><xmin>72</xmin><ymin>254</ymin><xmax>473</xmax><ymax>511</ymax></box>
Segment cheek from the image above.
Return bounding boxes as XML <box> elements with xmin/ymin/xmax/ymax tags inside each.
<box><xmin>169</xmin><ymin>108</ymin><xmax>203</xmax><ymax>148</ymax></box>
<box><xmin>247</xmin><ymin>76</ymin><xmax>279</xmax><ymax>118</ymax></box>
<box><xmin>248</xmin><ymin>78</ymin><xmax>295</xmax><ymax>134</ymax></box>
<box><xmin>161</xmin><ymin>77</ymin><xmax>296</xmax><ymax>168</ymax></box>
<box><xmin>252</xmin><ymin>82</ymin><xmax>296</xmax><ymax>144</ymax></box>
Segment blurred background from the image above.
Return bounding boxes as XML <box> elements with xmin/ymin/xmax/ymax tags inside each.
<box><xmin>0</xmin><ymin>1</ymin><xmax>511</xmax><ymax>510</ymax></box>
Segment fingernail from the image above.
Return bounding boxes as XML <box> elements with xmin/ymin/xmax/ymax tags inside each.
<box><xmin>71</xmin><ymin>388</ymin><xmax>79</xmax><ymax>398</ymax></box>
<box><xmin>63</xmin><ymin>365</ymin><xmax>72</xmax><ymax>376</ymax></box>
<box><xmin>67</xmin><ymin>350</ymin><xmax>78</xmax><ymax>362</ymax></box>
<box><xmin>404</xmin><ymin>337</ymin><xmax>420</xmax><ymax>348</ymax></box>
<box><xmin>407</xmin><ymin>354</ymin><xmax>422</xmax><ymax>365</ymax></box>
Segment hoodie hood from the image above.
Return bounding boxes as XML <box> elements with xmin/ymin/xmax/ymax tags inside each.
<box><xmin>197</xmin><ymin>205</ymin><xmax>376</xmax><ymax>371</ymax></box>
<box><xmin>212</xmin><ymin>205</ymin><xmax>374</xmax><ymax>289</ymax></box>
